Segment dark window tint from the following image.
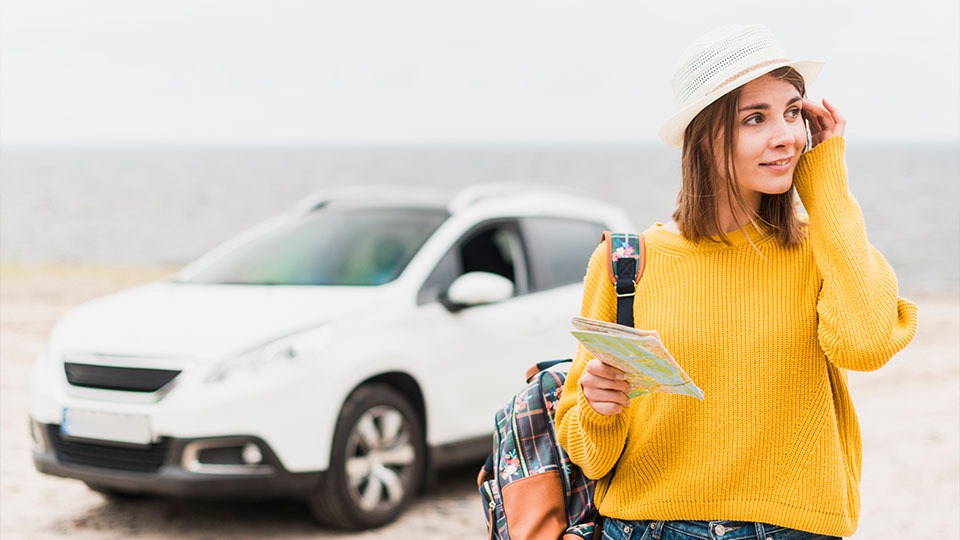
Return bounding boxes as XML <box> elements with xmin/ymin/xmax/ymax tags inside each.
<box><xmin>418</xmin><ymin>220</ymin><xmax>525</xmax><ymax>304</ymax></box>
<box><xmin>458</xmin><ymin>225</ymin><xmax>519</xmax><ymax>283</ymax></box>
<box><xmin>522</xmin><ymin>217</ymin><xmax>605</xmax><ymax>291</ymax></box>
<box><xmin>182</xmin><ymin>207</ymin><xmax>447</xmax><ymax>286</ymax></box>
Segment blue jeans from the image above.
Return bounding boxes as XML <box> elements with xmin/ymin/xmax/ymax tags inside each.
<box><xmin>600</xmin><ymin>518</ymin><xmax>842</xmax><ymax>540</ymax></box>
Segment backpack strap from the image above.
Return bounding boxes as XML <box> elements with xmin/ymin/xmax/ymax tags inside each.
<box><xmin>520</xmin><ymin>233</ymin><xmax>645</xmax><ymax>381</ymax></box>
<box><xmin>601</xmin><ymin>231</ymin><xmax>645</xmax><ymax>328</ymax></box>
<box><xmin>524</xmin><ymin>359</ymin><xmax>571</xmax><ymax>382</ymax></box>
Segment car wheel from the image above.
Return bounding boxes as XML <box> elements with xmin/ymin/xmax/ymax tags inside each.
<box><xmin>307</xmin><ymin>383</ymin><xmax>425</xmax><ymax>530</ymax></box>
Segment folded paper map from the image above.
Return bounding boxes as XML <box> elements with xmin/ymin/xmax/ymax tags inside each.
<box><xmin>571</xmin><ymin>317</ymin><xmax>704</xmax><ymax>400</ymax></box>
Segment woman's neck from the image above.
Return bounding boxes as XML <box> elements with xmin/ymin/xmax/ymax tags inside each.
<box><xmin>714</xmin><ymin>190</ymin><xmax>761</xmax><ymax>234</ymax></box>
<box><xmin>667</xmin><ymin>191</ymin><xmax>763</xmax><ymax>237</ymax></box>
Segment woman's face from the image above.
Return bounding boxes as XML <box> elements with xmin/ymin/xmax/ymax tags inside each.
<box><xmin>731</xmin><ymin>73</ymin><xmax>807</xmax><ymax>202</ymax></box>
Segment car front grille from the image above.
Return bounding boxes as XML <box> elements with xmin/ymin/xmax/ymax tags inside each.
<box><xmin>47</xmin><ymin>425</ymin><xmax>170</xmax><ymax>473</ymax></box>
<box><xmin>64</xmin><ymin>362</ymin><xmax>180</xmax><ymax>392</ymax></box>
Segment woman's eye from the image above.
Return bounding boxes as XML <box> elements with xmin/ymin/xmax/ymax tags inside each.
<box><xmin>786</xmin><ymin>107</ymin><xmax>801</xmax><ymax>119</ymax></box>
<box><xmin>744</xmin><ymin>114</ymin><xmax>763</xmax><ymax>126</ymax></box>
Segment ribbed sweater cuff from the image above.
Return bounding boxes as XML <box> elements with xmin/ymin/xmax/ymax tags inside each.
<box><xmin>793</xmin><ymin>136</ymin><xmax>850</xmax><ymax>218</ymax></box>
<box><xmin>575</xmin><ymin>387</ymin><xmax>628</xmax><ymax>432</ymax></box>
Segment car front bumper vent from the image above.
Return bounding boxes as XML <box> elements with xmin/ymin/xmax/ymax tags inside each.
<box><xmin>64</xmin><ymin>362</ymin><xmax>180</xmax><ymax>392</ymax></box>
<box><xmin>48</xmin><ymin>425</ymin><xmax>169</xmax><ymax>473</ymax></box>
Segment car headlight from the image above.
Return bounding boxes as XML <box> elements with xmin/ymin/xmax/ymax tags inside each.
<box><xmin>204</xmin><ymin>326</ymin><xmax>332</xmax><ymax>384</ymax></box>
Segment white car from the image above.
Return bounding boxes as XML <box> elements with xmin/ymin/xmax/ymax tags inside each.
<box><xmin>29</xmin><ymin>183</ymin><xmax>635</xmax><ymax>530</ymax></box>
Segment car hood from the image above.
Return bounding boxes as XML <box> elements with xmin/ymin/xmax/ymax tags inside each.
<box><xmin>51</xmin><ymin>282</ymin><xmax>387</xmax><ymax>361</ymax></box>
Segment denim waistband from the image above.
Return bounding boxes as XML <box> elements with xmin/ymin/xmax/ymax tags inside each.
<box><xmin>606</xmin><ymin>518</ymin><xmax>800</xmax><ymax>540</ymax></box>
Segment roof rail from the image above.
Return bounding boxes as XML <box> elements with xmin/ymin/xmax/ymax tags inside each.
<box><xmin>291</xmin><ymin>185</ymin><xmax>448</xmax><ymax>214</ymax></box>
<box><xmin>447</xmin><ymin>182</ymin><xmax>596</xmax><ymax>213</ymax></box>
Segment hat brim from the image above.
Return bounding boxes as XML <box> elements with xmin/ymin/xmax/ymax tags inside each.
<box><xmin>658</xmin><ymin>59</ymin><xmax>825</xmax><ymax>148</ymax></box>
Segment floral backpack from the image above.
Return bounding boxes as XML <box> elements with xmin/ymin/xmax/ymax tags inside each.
<box><xmin>477</xmin><ymin>231</ymin><xmax>644</xmax><ymax>540</ymax></box>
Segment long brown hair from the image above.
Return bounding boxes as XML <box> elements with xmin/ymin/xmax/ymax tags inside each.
<box><xmin>672</xmin><ymin>66</ymin><xmax>806</xmax><ymax>247</ymax></box>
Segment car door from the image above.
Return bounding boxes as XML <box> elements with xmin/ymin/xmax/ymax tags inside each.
<box><xmin>414</xmin><ymin>216</ymin><xmax>606</xmax><ymax>445</ymax></box>
<box><xmin>413</xmin><ymin>219</ymin><xmax>539</xmax><ymax>443</ymax></box>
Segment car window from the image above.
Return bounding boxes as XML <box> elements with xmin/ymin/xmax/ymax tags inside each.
<box><xmin>182</xmin><ymin>207</ymin><xmax>448</xmax><ymax>286</ymax></box>
<box><xmin>417</xmin><ymin>220</ymin><xmax>526</xmax><ymax>305</ymax></box>
<box><xmin>417</xmin><ymin>249</ymin><xmax>459</xmax><ymax>305</ymax></box>
<box><xmin>521</xmin><ymin>217</ymin><xmax>606</xmax><ymax>291</ymax></box>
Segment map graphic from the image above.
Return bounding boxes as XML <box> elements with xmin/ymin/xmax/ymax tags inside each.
<box><xmin>571</xmin><ymin>317</ymin><xmax>704</xmax><ymax>400</ymax></box>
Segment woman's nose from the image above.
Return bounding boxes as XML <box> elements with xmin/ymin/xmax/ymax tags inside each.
<box><xmin>770</xmin><ymin>119</ymin><xmax>800</xmax><ymax>148</ymax></box>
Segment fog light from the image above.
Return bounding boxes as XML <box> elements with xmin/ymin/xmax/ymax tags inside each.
<box><xmin>182</xmin><ymin>438</ymin><xmax>273</xmax><ymax>474</ymax></box>
<box><xmin>242</xmin><ymin>443</ymin><xmax>263</xmax><ymax>465</ymax></box>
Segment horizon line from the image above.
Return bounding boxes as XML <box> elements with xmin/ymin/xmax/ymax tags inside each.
<box><xmin>3</xmin><ymin>136</ymin><xmax>959</xmax><ymax>150</ymax></box>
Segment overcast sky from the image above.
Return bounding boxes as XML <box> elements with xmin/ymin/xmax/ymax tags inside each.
<box><xmin>1</xmin><ymin>0</ymin><xmax>958</xmax><ymax>145</ymax></box>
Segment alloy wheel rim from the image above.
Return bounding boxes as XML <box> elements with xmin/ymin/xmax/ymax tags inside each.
<box><xmin>344</xmin><ymin>405</ymin><xmax>416</xmax><ymax>512</ymax></box>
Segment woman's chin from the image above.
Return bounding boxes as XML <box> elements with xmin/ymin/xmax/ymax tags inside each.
<box><xmin>761</xmin><ymin>178</ymin><xmax>795</xmax><ymax>195</ymax></box>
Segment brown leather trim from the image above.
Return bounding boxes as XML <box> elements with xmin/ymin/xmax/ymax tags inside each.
<box><xmin>501</xmin><ymin>470</ymin><xmax>566</xmax><ymax>540</ymax></box>
<box><xmin>636</xmin><ymin>234</ymin><xmax>646</xmax><ymax>283</ymax></box>
<box><xmin>601</xmin><ymin>231</ymin><xmax>615</xmax><ymax>286</ymax></box>
<box><xmin>603</xmin><ymin>230</ymin><xmax>646</xmax><ymax>286</ymax></box>
<box><xmin>524</xmin><ymin>364</ymin><xmax>540</xmax><ymax>381</ymax></box>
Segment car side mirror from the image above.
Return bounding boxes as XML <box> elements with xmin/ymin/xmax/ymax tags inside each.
<box><xmin>441</xmin><ymin>272</ymin><xmax>514</xmax><ymax>312</ymax></box>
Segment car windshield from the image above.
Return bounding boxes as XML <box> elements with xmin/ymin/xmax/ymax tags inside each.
<box><xmin>180</xmin><ymin>206</ymin><xmax>448</xmax><ymax>286</ymax></box>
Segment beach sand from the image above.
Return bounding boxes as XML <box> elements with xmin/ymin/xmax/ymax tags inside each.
<box><xmin>1</xmin><ymin>263</ymin><xmax>957</xmax><ymax>539</ymax></box>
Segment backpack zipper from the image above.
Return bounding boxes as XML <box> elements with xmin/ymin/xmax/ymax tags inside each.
<box><xmin>482</xmin><ymin>482</ymin><xmax>496</xmax><ymax>513</ymax></box>
<box><xmin>546</xmin><ymin>372</ymin><xmax>573</xmax><ymax>499</ymax></box>
<box><xmin>511</xmin><ymin>393</ymin><xmax>529</xmax><ymax>476</ymax></box>
<box><xmin>486</xmin><ymin>409</ymin><xmax>504</xmax><ymax>539</ymax></box>
<box><xmin>483</xmin><ymin>486</ymin><xmax>496</xmax><ymax>540</ymax></box>
<box><xmin>482</xmin><ymin>436</ymin><xmax>498</xmax><ymax>540</ymax></box>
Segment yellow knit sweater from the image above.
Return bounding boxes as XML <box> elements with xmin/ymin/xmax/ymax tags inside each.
<box><xmin>555</xmin><ymin>137</ymin><xmax>918</xmax><ymax>537</ymax></box>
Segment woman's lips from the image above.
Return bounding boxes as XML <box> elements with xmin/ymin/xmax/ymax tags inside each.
<box><xmin>760</xmin><ymin>157</ymin><xmax>794</xmax><ymax>171</ymax></box>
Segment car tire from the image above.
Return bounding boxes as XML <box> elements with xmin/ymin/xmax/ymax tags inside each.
<box><xmin>307</xmin><ymin>383</ymin><xmax>425</xmax><ymax>530</ymax></box>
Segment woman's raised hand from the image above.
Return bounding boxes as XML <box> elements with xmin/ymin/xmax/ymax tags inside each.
<box><xmin>580</xmin><ymin>358</ymin><xmax>631</xmax><ymax>415</ymax></box>
<box><xmin>802</xmin><ymin>98</ymin><xmax>846</xmax><ymax>148</ymax></box>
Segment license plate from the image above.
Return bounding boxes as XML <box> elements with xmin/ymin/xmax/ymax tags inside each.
<box><xmin>61</xmin><ymin>408</ymin><xmax>153</xmax><ymax>445</ymax></box>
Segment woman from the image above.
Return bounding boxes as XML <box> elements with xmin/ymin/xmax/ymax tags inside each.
<box><xmin>554</xmin><ymin>24</ymin><xmax>918</xmax><ymax>540</ymax></box>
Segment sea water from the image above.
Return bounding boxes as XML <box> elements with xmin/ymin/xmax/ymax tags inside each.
<box><xmin>1</xmin><ymin>143</ymin><xmax>957</xmax><ymax>296</ymax></box>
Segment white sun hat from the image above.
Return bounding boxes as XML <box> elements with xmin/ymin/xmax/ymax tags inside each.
<box><xmin>659</xmin><ymin>24</ymin><xmax>824</xmax><ymax>148</ymax></box>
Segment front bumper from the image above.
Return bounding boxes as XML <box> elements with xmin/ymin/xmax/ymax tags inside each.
<box><xmin>33</xmin><ymin>423</ymin><xmax>322</xmax><ymax>498</ymax></box>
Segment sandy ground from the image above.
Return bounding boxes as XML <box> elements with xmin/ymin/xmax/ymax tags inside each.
<box><xmin>1</xmin><ymin>262</ymin><xmax>957</xmax><ymax>539</ymax></box>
